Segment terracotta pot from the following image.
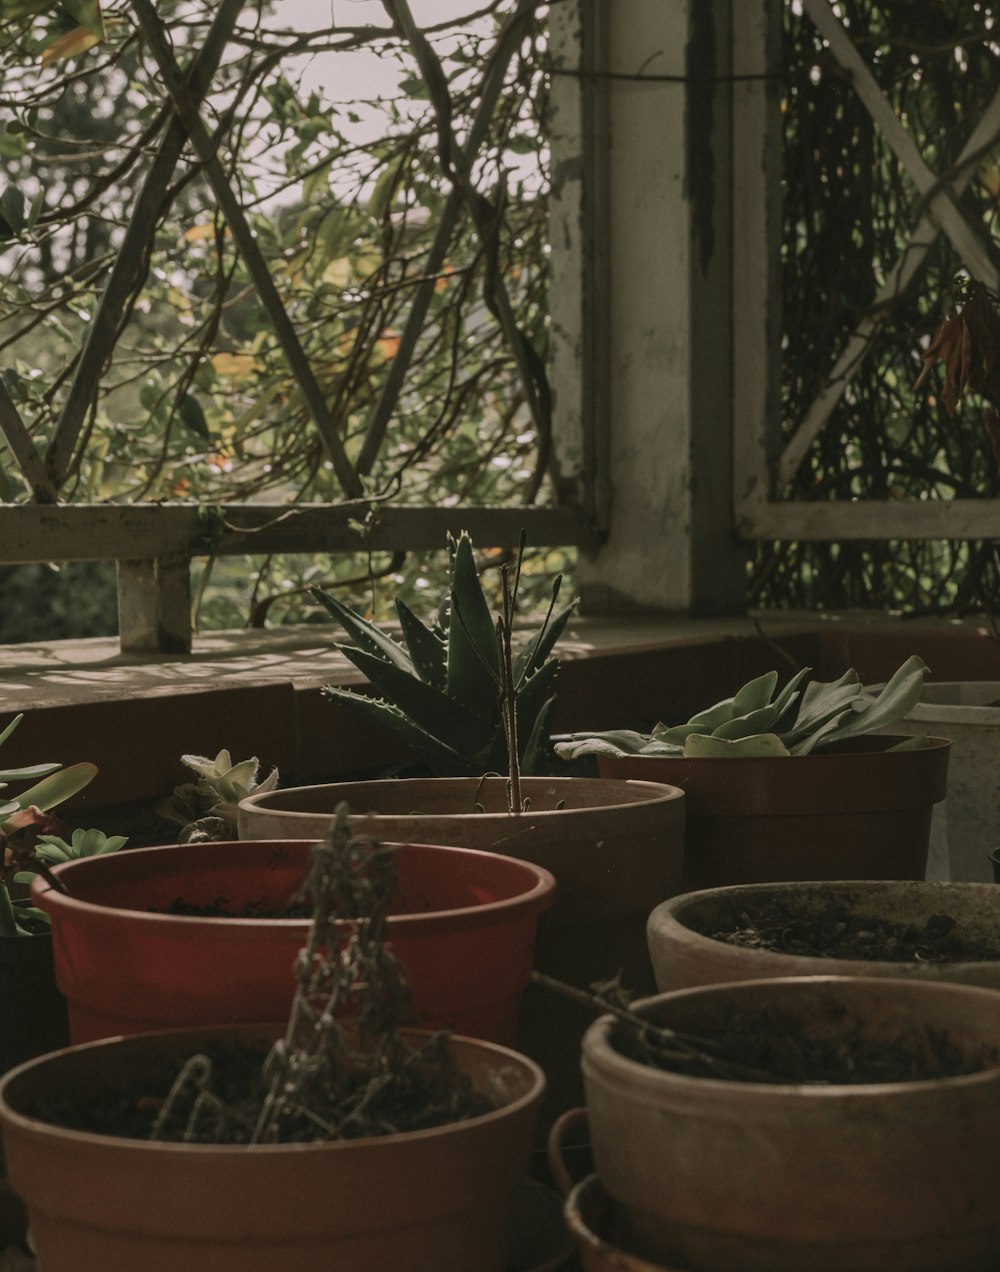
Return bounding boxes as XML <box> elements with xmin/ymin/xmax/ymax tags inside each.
<box><xmin>237</xmin><ymin>776</ymin><xmax>685</xmax><ymax>985</ymax></box>
<box><xmin>582</xmin><ymin>975</ymin><xmax>1000</xmax><ymax>1272</ymax></box>
<box><xmin>597</xmin><ymin>735</ymin><xmax>950</xmax><ymax>889</ymax></box>
<box><xmin>238</xmin><ymin>776</ymin><xmax>686</xmax><ymax>1118</ymax></box>
<box><xmin>0</xmin><ymin>1023</ymin><xmax>544</xmax><ymax>1272</ymax></box>
<box><xmin>34</xmin><ymin>839</ymin><xmax>555</xmax><ymax>1047</ymax></box>
<box><xmin>547</xmin><ymin>1109</ymin><xmax>685</xmax><ymax>1272</ymax></box>
<box><xmin>648</xmin><ymin>879</ymin><xmax>1000</xmax><ymax>993</ymax></box>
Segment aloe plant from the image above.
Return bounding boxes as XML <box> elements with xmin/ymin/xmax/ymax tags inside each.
<box><xmin>1</xmin><ymin>712</ymin><xmax>105</xmax><ymax>936</ymax></box>
<box><xmin>554</xmin><ymin>655</ymin><xmax>930</xmax><ymax>761</ymax></box>
<box><xmin>311</xmin><ymin>532</ymin><xmax>576</xmax><ymax>781</ymax></box>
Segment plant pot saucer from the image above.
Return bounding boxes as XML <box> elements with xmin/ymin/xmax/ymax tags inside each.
<box><xmin>564</xmin><ymin>1175</ymin><xmax>687</xmax><ymax>1271</ymax></box>
<box><xmin>504</xmin><ymin>1177</ymin><xmax>577</xmax><ymax>1271</ymax></box>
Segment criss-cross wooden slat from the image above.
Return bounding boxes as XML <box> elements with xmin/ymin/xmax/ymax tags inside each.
<box><xmin>777</xmin><ymin>0</ymin><xmax>1000</xmax><ymax>489</ymax></box>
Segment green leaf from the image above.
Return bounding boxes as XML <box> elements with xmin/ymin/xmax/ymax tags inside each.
<box><xmin>395</xmin><ymin>598</ymin><xmax>446</xmax><ymax>689</ymax></box>
<box><xmin>684</xmin><ymin>732</ymin><xmax>790</xmax><ymax>758</ymax></box>
<box><xmin>14</xmin><ymin>761</ymin><xmax>97</xmax><ymax>811</ymax></box>
<box><xmin>730</xmin><ymin>671</ymin><xmax>778</xmax><ymax>716</ymax></box>
<box><xmin>446</xmin><ymin>533</ymin><xmax>500</xmax><ymax>718</ymax></box>
<box><xmin>511</xmin><ymin>594</ymin><xmax>576</xmax><ymax>684</ymax></box>
<box><xmin>321</xmin><ymin>686</ymin><xmax>473</xmax><ymax>775</ymax></box>
<box><xmin>311</xmin><ymin>586</ymin><xmax>414</xmax><ymax>674</ymax></box>
<box><xmin>0</xmin><ymin>713</ymin><xmax>23</xmax><ymax>748</ymax></box>
<box><xmin>178</xmin><ymin>393</ymin><xmax>209</xmax><ymax>439</ymax></box>
<box><xmin>336</xmin><ymin>646</ymin><xmax>495</xmax><ymax>759</ymax></box>
<box><xmin>0</xmin><ymin>185</ymin><xmax>25</xmax><ymax>237</ymax></box>
<box><xmin>554</xmin><ymin>730</ymin><xmax>679</xmax><ymax>760</ymax></box>
<box><xmin>521</xmin><ymin>694</ymin><xmax>559</xmax><ymax>776</ymax></box>
<box><xmin>684</xmin><ymin>695</ymin><xmax>739</xmax><ymax>731</ymax></box>
<box><xmin>817</xmin><ymin>655</ymin><xmax>929</xmax><ymax>748</ymax></box>
<box><xmin>0</xmin><ymin>762</ymin><xmax>61</xmax><ymax>782</ymax></box>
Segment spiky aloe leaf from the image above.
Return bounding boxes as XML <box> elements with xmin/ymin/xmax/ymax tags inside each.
<box><xmin>511</xmin><ymin>588</ymin><xmax>576</xmax><ymax>685</ymax></box>
<box><xmin>336</xmin><ymin>644</ymin><xmax>496</xmax><ymax>758</ymax></box>
<box><xmin>321</xmin><ymin>686</ymin><xmax>478</xmax><ymax>775</ymax></box>
<box><xmin>395</xmin><ymin>597</ymin><xmax>446</xmax><ymax>689</ymax></box>
<box><xmin>483</xmin><ymin>658</ymin><xmax>560</xmax><ymax>775</ymax></box>
<box><xmin>13</xmin><ymin>761</ymin><xmax>97</xmax><ymax>812</ymax></box>
<box><xmin>446</xmin><ymin>533</ymin><xmax>500</xmax><ymax>719</ymax></box>
<box><xmin>520</xmin><ymin>693</ymin><xmax>559</xmax><ymax>775</ymax></box>
<box><xmin>310</xmin><ymin>587</ymin><xmax>414</xmax><ymax>675</ymax></box>
<box><xmin>515</xmin><ymin>659</ymin><xmax>559</xmax><ymax>747</ymax></box>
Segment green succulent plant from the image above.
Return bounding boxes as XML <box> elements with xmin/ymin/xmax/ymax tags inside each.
<box><xmin>159</xmin><ymin>749</ymin><xmax>280</xmax><ymax>842</ymax></box>
<box><xmin>1</xmin><ymin>711</ymin><xmax>106</xmax><ymax>937</ymax></box>
<box><xmin>311</xmin><ymin>532</ymin><xmax>576</xmax><ymax>780</ymax></box>
<box><xmin>554</xmin><ymin>655</ymin><xmax>931</xmax><ymax>761</ymax></box>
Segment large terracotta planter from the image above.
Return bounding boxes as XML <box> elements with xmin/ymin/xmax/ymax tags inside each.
<box><xmin>0</xmin><ymin>1023</ymin><xmax>544</xmax><ymax>1272</ymax></box>
<box><xmin>597</xmin><ymin>735</ymin><xmax>950</xmax><ymax>889</ymax></box>
<box><xmin>33</xmin><ymin>838</ymin><xmax>554</xmax><ymax>1047</ymax></box>
<box><xmin>582</xmin><ymin>975</ymin><xmax>1000</xmax><ymax>1272</ymax></box>
<box><xmin>238</xmin><ymin>776</ymin><xmax>685</xmax><ymax>989</ymax></box>
<box><xmin>648</xmin><ymin>879</ymin><xmax>1000</xmax><ymax>993</ymax></box>
<box><xmin>238</xmin><ymin>776</ymin><xmax>685</xmax><ymax>1118</ymax></box>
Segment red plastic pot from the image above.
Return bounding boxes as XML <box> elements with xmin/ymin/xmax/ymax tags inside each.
<box><xmin>33</xmin><ymin>839</ymin><xmax>555</xmax><ymax>1047</ymax></box>
<box><xmin>0</xmin><ymin>1022</ymin><xmax>544</xmax><ymax>1272</ymax></box>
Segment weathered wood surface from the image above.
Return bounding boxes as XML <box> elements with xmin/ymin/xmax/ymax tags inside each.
<box><xmin>0</xmin><ymin>503</ymin><xmax>592</xmax><ymax>563</ymax></box>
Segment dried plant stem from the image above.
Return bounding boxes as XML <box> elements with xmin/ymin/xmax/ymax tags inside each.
<box><xmin>530</xmin><ymin>971</ymin><xmax>793</xmax><ymax>1084</ymax></box>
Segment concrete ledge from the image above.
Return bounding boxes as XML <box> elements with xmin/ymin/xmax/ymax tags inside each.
<box><xmin>3</xmin><ymin>610</ymin><xmax>1000</xmax><ymax>816</ymax></box>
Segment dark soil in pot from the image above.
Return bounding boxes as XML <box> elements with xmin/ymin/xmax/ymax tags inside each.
<box><xmin>611</xmin><ymin>1004</ymin><xmax>1000</xmax><ymax>1085</ymax></box>
<box><xmin>706</xmin><ymin>898</ymin><xmax>1000</xmax><ymax>964</ymax></box>
<box><xmin>27</xmin><ymin>1033</ymin><xmax>493</xmax><ymax>1145</ymax></box>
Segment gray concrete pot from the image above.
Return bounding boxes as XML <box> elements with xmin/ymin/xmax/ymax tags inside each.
<box><xmin>647</xmin><ymin>879</ymin><xmax>1000</xmax><ymax>993</ymax></box>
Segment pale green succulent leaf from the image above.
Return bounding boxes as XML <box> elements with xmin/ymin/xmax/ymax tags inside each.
<box><xmin>0</xmin><ymin>762</ymin><xmax>61</xmax><ymax>782</ymax></box>
<box><xmin>684</xmin><ymin>696</ymin><xmax>740</xmax><ymax>730</ymax></box>
<box><xmin>710</xmin><ymin>702</ymin><xmax>791</xmax><ymax>740</ymax></box>
<box><xmin>731</xmin><ymin>671</ymin><xmax>779</xmax><ymax>716</ymax></box>
<box><xmin>14</xmin><ymin>761</ymin><xmax>97</xmax><ymax>812</ymax></box>
<box><xmin>0</xmin><ymin>713</ymin><xmax>23</xmax><ymax>749</ymax></box>
<box><xmin>684</xmin><ymin>732</ymin><xmax>790</xmax><ymax>758</ymax></box>
<box><xmin>817</xmin><ymin>655</ymin><xmax>929</xmax><ymax>747</ymax></box>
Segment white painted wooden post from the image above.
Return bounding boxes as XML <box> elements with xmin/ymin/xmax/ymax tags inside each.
<box><xmin>116</xmin><ymin>556</ymin><xmax>192</xmax><ymax>655</ymax></box>
<box><xmin>550</xmin><ymin>0</ymin><xmax>749</xmax><ymax>614</ymax></box>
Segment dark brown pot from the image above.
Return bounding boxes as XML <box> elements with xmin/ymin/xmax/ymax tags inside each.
<box><xmin>0</xmin><ymin>924</ymin><xmax>69</xmax><ymax>1074</ymax></box>
<box><xmin>597</xmin><ymin>735</ymin><xmax>950</xmax><ymax>889</ymax></box>
<box><xmin>0</xmin><ymin>1023</ymin><xmax>544</xmax><ymax>1272</ymax></box>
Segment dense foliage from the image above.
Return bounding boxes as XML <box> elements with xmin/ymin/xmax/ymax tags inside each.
<box><xmin>754</xmin><ymin>0</ymin><xmax>1000</xmax><ymax>616</ymax></box>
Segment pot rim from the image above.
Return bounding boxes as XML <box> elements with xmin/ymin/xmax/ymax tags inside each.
<box><xmin>0</xmin><ymin>1022</ymin><xmax>546</xmax><ymax>1154</ymax></box>
<box><xmin>649</xmin><ymin>879</ymin><xmax>1000</xmax><ymax>972</ymax></box>
<box><xmin>582</xmin><ymin>974</ymin><xmax>1000</xmax><ymax>1098</ymax></box>
<box><xmin>238</xmin><ymin>774</ymin><xmax>686</xmax><ymax>822</ymax></box>
<box><xmin>33</xmin><ymin>839</ymin><xmax>557</xmax><ymax>933</ymax></box>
